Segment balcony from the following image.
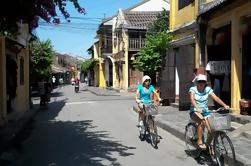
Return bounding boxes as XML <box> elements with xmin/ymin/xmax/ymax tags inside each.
<box><xmin>101</xmin><ymin>46</ymin><xmax>112</xmax><ymax>55</ymax></box>
<box><xmin>129</xmin><ymin>38</ymin><xmax>146</xmax><ymax>51</ymax></box>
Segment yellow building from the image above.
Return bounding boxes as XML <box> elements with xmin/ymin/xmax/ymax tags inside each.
<box><xmin>198</xmin><ymin>0</ymin><xmax>251</xmax><ymax>114</ymax></box>
<box><xmin>0</xmin><ymin>23</ymin><xmax>30</xmax><ymax>124</ymax></box>
<box><xmin>167</xmin><ymin>0</ymin><xmax>200</xmax><ymax>110</ymax></box>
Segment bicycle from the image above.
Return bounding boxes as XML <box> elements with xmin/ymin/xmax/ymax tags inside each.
<box><xmin>184</xmin><ymin>107</ymin><xmax>236</xmax><ymax>166</ymax></box>
<box><xmin>137</xmin><ymin>100</ymin><xmax>159</xmax><ymax>148</ymax></box>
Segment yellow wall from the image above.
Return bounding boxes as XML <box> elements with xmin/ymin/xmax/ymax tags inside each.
<box><xmin>123</xmin><ymin>30</ymin><xmax>129</xmax><ymax>90</ymax></box>
<box><xmin>0</xmin><ymin>37</ymin><xmax>7</xmax><ymax>122</ymax></box>
<box><xmin>170</xmin><ymin>0</ymin><xmax>198</xmax><ymax>30</ymax></box>
<box><xmin>99</xmin><ymin>60</ymin><xmax>106</xmax><ymax>88</ymax></box>
<box><xmin>16</xmin><ymin>48</ymin><xmax>29</xmax><ymax>113</ymax></box>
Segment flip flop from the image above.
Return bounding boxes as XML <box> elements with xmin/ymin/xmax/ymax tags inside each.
<box><xmin>198</xmin><ymin>143</ymin><xmax>207</xmax><ymax>149</ymax></box>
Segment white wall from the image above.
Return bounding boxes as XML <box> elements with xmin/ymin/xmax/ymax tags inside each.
<box><xmin>131</xmin><ymin>0</ymin><xmax>170</xmax><ymax>11</ymax></box>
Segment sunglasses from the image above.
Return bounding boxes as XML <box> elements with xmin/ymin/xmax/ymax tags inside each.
<box><xmin>197</xmin><ymin>80</ymin><xmax>206</xmax><ymax>84</ymax></box>
<box><xmin>145</xmin><ymin>79</ymin><xmax>151</xmax><ymax>82</ymax></box>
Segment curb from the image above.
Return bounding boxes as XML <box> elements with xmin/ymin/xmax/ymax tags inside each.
<box><xmin>132</xmin><ymin>106</ymin><xmax>248</xmax><ymax>166</ymax></box>
<box><xmin>86</xmin><ymin>87</ymin><xmax>121</xmax><ymax>96</ymax></box>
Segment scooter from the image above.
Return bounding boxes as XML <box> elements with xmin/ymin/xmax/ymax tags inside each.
<box><xmin>75</xmin><ymin>84</ymin><xmax>79</xmax><ymax>93</ymax></box>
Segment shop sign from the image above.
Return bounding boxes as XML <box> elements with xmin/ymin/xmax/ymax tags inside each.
<box><xmin>206</xmin><ymin>61</ymin><xmax>230</xmax><ymax>75</ymax></box>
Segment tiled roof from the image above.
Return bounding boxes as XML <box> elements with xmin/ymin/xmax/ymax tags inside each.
<box><xmin>123</xmin><ymin>11</ymin><xmax>161</xmax><ymax>29</ymax></box>
<box><xmin>199</xmin><ymin>0</ymin><xmax>230</xmax><ymax>15</ymax></box>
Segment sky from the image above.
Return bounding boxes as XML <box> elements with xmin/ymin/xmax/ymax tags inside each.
<box><xmin>35</xmin><ymin>0</ymin><xmax>142</xmax><ymax>59</ymax></box>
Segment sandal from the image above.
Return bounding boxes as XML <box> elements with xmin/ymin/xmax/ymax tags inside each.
<box><xmin>198</xmin><ymin>143</ymin><xmax>207</xmax><ymax>149</ymax></box>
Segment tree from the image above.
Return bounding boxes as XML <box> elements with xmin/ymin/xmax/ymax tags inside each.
<box><xmin>30</xmin><ymin>39</ymin><xmax>55</xmax><ymax>78</ymax></box>
<box><xmin>0</xmin><ymin>0</ymin><xmax>85</xmax><ymax>36</ymax></box>
<box><xmin>81</xmin><ymin>59</ymin><xmax>98</xmax><ymax>74</ymax></box>
<box><xmin>133</xmin><ymin>9</ymin><xmax>171</xmax><ymax>74</ymax></box>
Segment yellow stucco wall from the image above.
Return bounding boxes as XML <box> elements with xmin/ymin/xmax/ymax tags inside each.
<box><xmin>0</xmin><ymin>37</ymin><xmax>7</xmax><ymax>122</ymax></box>
<box><xmin>206</xmin><ymin>1</ymin><xmax>251</xmax><ymax>114</ymax></box>
<box><xmin>123</xmin><ymin>30</ymin><xmax>129</xmax><ymax>90</ymax></box>
<box><xmin>16</xmin><ymin>48</ymin><xmax>29</xmax><ymax>113</ymax></box>
<box><xmin>170</xmin><ymin>0</ymin><xmax>198</xmax><ymax>30</ymax></box>
<box><xmin>99</xmin><ymin>60</ymin><xmax>106</xmax><ymax>88</ymax></box>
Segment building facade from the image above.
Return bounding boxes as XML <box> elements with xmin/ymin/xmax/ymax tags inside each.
<box><xmin>166</xmin><ymin>0</ymin><xmax>200</xmax><ymax>110</ymax></box>
<box><xmin>0</xmin><ymin>23</ymin><xmax>30</xmax><ymax>124</ymax></box>
<box><xmin>198</xmin><ymin>0</ymin><xmax>251</xmax><ymax>114</ymax></box>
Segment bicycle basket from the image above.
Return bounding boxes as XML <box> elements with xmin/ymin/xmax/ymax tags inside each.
<box><xmin>208</xmin><ymin>113</ymin><xmax>231</xmax><ymax>131</ymax></box>
<box><xmin>145</xmin><ymin>104</ymin><xmax>158</xmax><ymax>115</ymax></box>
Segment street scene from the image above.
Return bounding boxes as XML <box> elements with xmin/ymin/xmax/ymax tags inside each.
<box><xmin>1</xmin><ymin>0</ymin><xmax>251</xmax><ymax>166</ymax></box>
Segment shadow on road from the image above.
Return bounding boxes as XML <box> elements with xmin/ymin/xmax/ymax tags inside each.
<box><xmin>7</xmin><ymin>98</ymin><xmax>136</xmax><ymax>166</ymax></box>
<box><xmin>185</xmin><ymin>150</ymin><xmax>217</xmax><ymax>166</ymax></box>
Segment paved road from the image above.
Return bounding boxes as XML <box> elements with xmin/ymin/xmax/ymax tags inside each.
<box><xmin>11</xmin><ymin>85</ymin><xmax>201</xmax><ymax>166</ymax></box>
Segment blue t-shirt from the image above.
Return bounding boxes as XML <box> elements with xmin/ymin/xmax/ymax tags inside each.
<box><xmin>138</xmin><ymin>84</ymin><xmax>155</xmax><ymax>104</ymax></box>
<box><xmin>189</xmin><ymin>86</ymin><xmax>213</xmax><ymax>116</ymax></box>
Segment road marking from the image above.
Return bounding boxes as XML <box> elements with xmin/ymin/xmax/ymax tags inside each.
<box><xmin>66</xmin><ymin>101</ymin><xmax>95</xmax><ymax>105</ymax></box>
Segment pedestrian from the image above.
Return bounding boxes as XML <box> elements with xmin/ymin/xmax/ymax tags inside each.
<box><xmin>52</xmin><ymin>76</ymin><xmax>56</xmax><ymax>89</ymax></box>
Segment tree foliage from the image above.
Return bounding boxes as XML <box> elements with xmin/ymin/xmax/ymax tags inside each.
<box><xmin>81</xmin><ymin>59</ymin><xmax>98</xmax><ymax>73</ymax></box>
<box><xmin>133</xmin><ymin>9</ymin><xmax>171</xmax><ymax>74</ymax></box>
<box><xmin>30</xmin><ymin>39</ymin><xmax>55</xmax><ymax>77</ymax></box>
<box><xmin>0</xmin><ymin>0</ymin><xmax>85</xmax><ymax>36</ymax></box>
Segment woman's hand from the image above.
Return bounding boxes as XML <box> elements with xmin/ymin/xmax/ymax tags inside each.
<box><xmin>196</xmin><ymin>108</ymin><xmax>203</xmax><ymax>113</ymax></box>
<box><xmin>224</xmin><ymin>105</ymin><xmax>230</xmax><ymax>110</ymax></box>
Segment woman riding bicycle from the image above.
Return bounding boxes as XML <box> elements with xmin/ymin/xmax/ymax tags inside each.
<box><xmin>189</xmin><ymin>74</ymin><xmax>229</xmax><ymax>149</ymax></box>
<box><xmin>135</xmin><ymin>75</ymin><xmax>161</xmax><ymax>128</ymax></box>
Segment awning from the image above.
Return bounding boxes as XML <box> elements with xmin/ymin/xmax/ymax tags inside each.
<box><xmin>171</xmin><ymin>34</ymin><xmax>195</xmax><ymax>47</ymax></box>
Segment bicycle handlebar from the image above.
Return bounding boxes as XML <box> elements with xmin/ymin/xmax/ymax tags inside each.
<box><xmin>209</xmin><ymin>107</ymin><xmax>232</xmax><ymax>113</ymax></box>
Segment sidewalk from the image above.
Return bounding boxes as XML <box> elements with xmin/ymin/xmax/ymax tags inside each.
<box><xmin>132</xmin><ymin>105</ymin><xmax>251</xmax><ymax>166</ymax></box>
<box><xmin>0</xmin><ymin>98</ymin><xmax>40</xmax><ymax>160</ymax></box>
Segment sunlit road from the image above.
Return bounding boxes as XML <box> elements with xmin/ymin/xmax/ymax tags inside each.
<box><xmin>12</xmin><ymin>85</ymin><xmax>200</xmax><ymax>166</ymax></box>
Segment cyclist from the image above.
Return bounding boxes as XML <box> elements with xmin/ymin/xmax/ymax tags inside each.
<box><xmin>135</xmin><ymin>75</ymin><xmax>161</xmax><ymax>129</ymax></box>
<box><xmin>189</xmin><ymin>74</ymin><xmax>230</xmax><ymax>149</ymax></box>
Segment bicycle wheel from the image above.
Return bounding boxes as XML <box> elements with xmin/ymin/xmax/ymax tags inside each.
<box><xmin>149</xmin><ymin>117</ymin><xmax>158</xmax><ymax>148</ymax></box>
<box><xmin>213</xmin><ymin>132</ymin><xmax>236</xmax><ymax>166</ymax></box>
<box><xmin>185</xmin><ymin>123</ymin><xmax>201</xmax><ymax>158</ymax></box>
<box><xmin>139</xmin><ymin>120</ymin><xmax>146</xmax><ymax>141</ymax></box>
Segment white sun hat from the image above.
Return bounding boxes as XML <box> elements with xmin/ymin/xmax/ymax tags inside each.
<box><xmin>142</xmin><ymin>75</ymin><xmax>151</xmax><ymax>83</ymax></box>
<box><xmin>192</xmin><ymin>74</ymin><xmax>207</xmax><ymax>82</ymax></box>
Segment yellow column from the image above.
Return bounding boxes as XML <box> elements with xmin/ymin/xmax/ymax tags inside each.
<box><xmin>112</xmin><ymin>62</ymin><xmax>117</xmax><ymax>88</ymax></box>
<box><xmin>0</xmin><ymin>37</ymin><xmax>7</xmax><ymax>121</ymax></box>
<box><xmin>195</xmin><ymin>39</ymin><xmax>200</xmax><ymax>68</ymax></box>
<box><xmin>124</xmin><ymin>31</ymin><xmax>129</xmax><ymax>90</ymax></box>
<box><xmin>99</xmin><ymin>60</ymin><xmax>106</xmax><ymax>88</ymax></box>
<box><xmin>231</xmin><ymin>14</ymin><xmax>241</xmax><ymax>114</ymax></box>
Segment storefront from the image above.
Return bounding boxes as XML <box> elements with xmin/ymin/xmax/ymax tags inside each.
<box><xmin>199</xmin><ymin>0</ymin><xmax>251</xmax><ymax>114</ymax></box>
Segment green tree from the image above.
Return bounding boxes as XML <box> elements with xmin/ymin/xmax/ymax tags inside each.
<box><xmin>133</xmin><ymin>9</ymin><xmax>171</xmax><ymax>74</ymax></box>
<box><xmin>81</xmin><ymin>59</ymin><xmax>98</xmax><ymax>74</ymax></box>
<box><xmin>30</xmin><ymin>39</ymin><xmax>55</xmax><ymax>77</ymax></box>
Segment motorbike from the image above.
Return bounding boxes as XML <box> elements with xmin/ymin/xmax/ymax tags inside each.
<box><xmin>75</xmin><ymin>84</ymin><xmax>79</xmax><ymax>93</ymax></box>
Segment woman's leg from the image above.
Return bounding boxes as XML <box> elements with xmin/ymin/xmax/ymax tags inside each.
<box><xmin>191</xmin><ymin>112</ymin><xmax>206</xmax><ymax>148</ymax></box>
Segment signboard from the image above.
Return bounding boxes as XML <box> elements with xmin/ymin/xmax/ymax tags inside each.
<box><xmin>206</xmin><ymin>61</ymin><xmax>230</xmax><ymax>75</ymax></box>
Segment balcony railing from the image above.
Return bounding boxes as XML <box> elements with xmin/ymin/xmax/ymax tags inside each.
<box><xmin>101</xmin><ymin>45</ymin><xmax>112</xmax><ymax>54</ymax></box>
<box><xmin>129</xmin><ymin>38</ymin><xmax>146</xmax><ymax>51</ymax></box>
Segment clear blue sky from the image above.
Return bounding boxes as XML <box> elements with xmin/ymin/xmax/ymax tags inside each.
<box><xmin>35</xmin><ymin>0</ymin><xmax>141</xmax><ymax>59</ymax></box>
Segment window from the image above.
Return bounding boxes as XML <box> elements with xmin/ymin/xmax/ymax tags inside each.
<box><xmin>178</xmin><ymin>0</ymin><xmax>194</xmax><ymax>10</ymax></box>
